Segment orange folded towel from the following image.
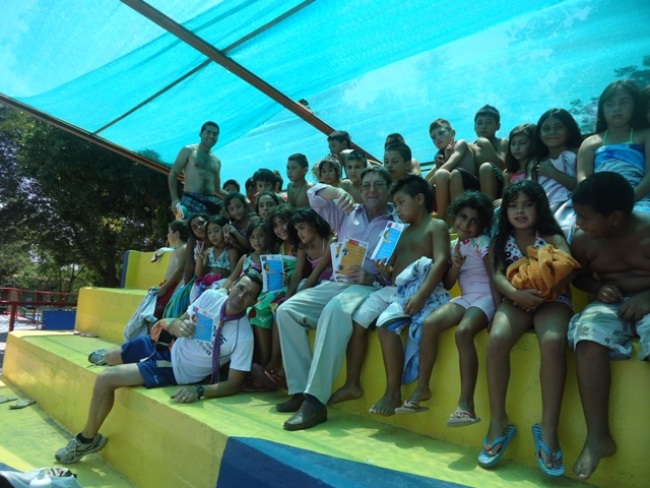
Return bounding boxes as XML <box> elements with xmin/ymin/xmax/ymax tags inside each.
<box><xmin>506</xmin><ymin>244</ymin><xmax>581</xmax><ymax>300</ymax></box>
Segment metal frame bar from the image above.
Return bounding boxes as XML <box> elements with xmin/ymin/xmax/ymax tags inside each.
<box><xmin>120</xmin><ymin>0</ymin><xmax>378</xmax><ymax>162</ymax></box>
<box><xmin>0</xmin><ymin>93</ymin><xmax>170</xmax><ymax>175</ymax></box>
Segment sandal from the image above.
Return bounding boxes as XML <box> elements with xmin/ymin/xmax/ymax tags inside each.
<box><xmin>532</xmin><ymin>423</ymin><xmax>565</xmax><ymax>476</ymax></box>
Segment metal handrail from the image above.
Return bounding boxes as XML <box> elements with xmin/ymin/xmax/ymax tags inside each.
<box><xmin>0</xmin><ymin>287</ymin><xmax>77</xmax><ymax>332</ymax></box>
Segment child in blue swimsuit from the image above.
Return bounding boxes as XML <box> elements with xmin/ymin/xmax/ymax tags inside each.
<box><xmin>578</xmin><ymin>80</ymin><xmax>650</xmax><ymax>213</ymax></box>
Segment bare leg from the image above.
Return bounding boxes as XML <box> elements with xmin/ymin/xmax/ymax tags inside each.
<box><xmin>484</xmin><ymin>301</ymin><xmax>531</xmax><ymax>452</ymax></box>
<box><xmin>329</xmin><ymin>323</ymin><xmax>368</xmax><ymax>405</ymax></box>
<box><xmin>479</xmin><ymin>163</ymin><xmax>499</xmax><ymax>200</ymax></box>
<box><xmin>455</xmin><ymin>307</ymin><xmax>488</xmax><ymax>414</ymax></box>
<box><xmin>573</xmin><ymin>340</ymin><xmax>617</xmax><ymax>480</ymax></box>
<box><xmin>81</xmin><ymin>364</ymin><xmax>145</xmax><ymax>438</ymax></box>
<box><xmin>534</xmin><ymin>303</ymin><xmax>571</xmax><ymax>469</ymax></box>
<box><xmin>369</xmin><ymin>328</ymin><xmax>404</xmax><ymax>416</ymax></box>
<box><xmin>104</xmin><ymin>348</ymin><xmax>124</xmax><ymax>366</ymax></box>
<box><xmin>404</xmin><ymin>304</ymin><xmax>462</xmax><ymax>406</ymax></box>
<box><xmin>265</xmin><ymin>319</ymin><xmax>283</xmax><ymax>372</ymax></box>
<box><xmin>433</xmin><ymin>170</ymin><xmax>451</xmax><ymax>221</ymax></box>
<box><xmin>253</xmin><ymin>326</ymin><xmax>271</xmax><ymax>366</ymax></box>
<box><xmin>449</xmin><ymin>170</ymin><xmax>465</xmax><ymax>204</ymax></box>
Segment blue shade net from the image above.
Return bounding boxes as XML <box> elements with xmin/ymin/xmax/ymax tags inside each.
<box><xmin>1</xmin><ymin>0</ymin><xmax>648</xmax><ymax>184</ymax></box>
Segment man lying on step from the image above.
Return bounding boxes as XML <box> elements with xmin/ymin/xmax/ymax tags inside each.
<box><xmin>54</xmin><ymin>270</ymin><xmax>262</xmax><ymax>464</ymax></box>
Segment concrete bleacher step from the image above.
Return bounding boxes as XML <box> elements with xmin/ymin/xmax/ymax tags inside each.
<box><xmin>3</xmin><ymin>330</ymin><xmax>596</xmax><ymax>488</ymax></box>
<box><xmin>0</xmin><ymin>378</ymin><xmax>133</xmax><ymax>487</ymax></box>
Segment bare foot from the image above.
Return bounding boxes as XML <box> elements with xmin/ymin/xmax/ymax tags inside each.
<box><xmin>404</xmin><ymin>385</ymin><xmax>431</xmax><ymax>407</ymax></box>
<box><xmin>328</xmin><ymin>384</ymin><xmax>363</xmax><ymax>405</ymax></box>
<box><xmin>369</xmin><ymin>392</ymin><xmax>401</xmax><ymax>416</ymax></box>
<box><xmin>573</xmin><ymin>437</ymin><xmax>617</xmax><ymax>480</ymax></box>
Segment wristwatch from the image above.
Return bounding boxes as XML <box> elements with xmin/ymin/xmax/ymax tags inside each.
<box><xmin>196</xmin><ymin>385</ymin><xmax>205</xmax><ymax>399</ymax></box>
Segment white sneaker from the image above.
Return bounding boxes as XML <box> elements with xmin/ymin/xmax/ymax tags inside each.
<box><xmin>55</xmin><ymin>434</ymin><xmax>107</xmax><ymax>464</ymax></box>
<box><xmin>87</xmin><ymin>349</ymin><xmax>109</xmax><ymax>366</ymax></box>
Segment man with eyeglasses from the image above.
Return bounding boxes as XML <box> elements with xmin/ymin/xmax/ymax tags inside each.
<box><xmin>275</xmin><ymin>167</ymin><xmax>395</xmax><ymax>430</ymax></box>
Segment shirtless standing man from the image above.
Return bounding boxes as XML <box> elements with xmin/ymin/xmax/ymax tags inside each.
<box><xmin>569</xmin><ymin>172</ymin><xmax>650</xmax><ymax>480</ymax></box>
<box><xmin>168</xmin><ymin>121</ymin><xmax>227</xmax><ymax>216</ymax></box>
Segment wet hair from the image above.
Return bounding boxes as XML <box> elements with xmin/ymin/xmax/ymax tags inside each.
<box><xmin>596</xmin><ymin>80</ymin><xmax>646</xmax><ymax>133</ymax></box>
<box><xmin>272</xmin><ymin>169</ymin><xmax>284</xmax><ymax>191</ymax></box>
<box><xmin>534</xmin><ymin>108</ymin><xmax>582</xmax><ymax>162</ymax></box>
<box><xmin>572</xmin><ymin>172</ymin><xmax>634</xmax><ymax>216</ymax></box>
<box><xmin>288</xmin><ymin>153</ymin><xmax>309</xmax><ymax>168</ymax></box>
<box><xmin>344</xmin><ymin>149</ymin><xmax>368</xmax><ymax>167</ymax></box>
<box><xmin>360</xmin><ymin>166</ymin><xmax>392</xmax><ymax>187</ymax></box>
<box><xmin>207</xmin><ymin>214</ymin><xmax>229</xmax><ymax>228</ymax></box>
<box><xmin>327</xmin><ymin>130</ymin><xmax>352</xmax><ymax>148</ymax></box>
<box><xmin>493</xmin><ymin>180</ymin><xmax>564</xmax><ymax>269</ymax></box>
<box><xmin>187</xmin><ymin>213</ymin><xmax>210</xmax><ymax>240</ymax></box>
<box><xmin>255</xmin><ymin>190</ymin><xmax>282</xmax><ymax>218</ymax></box>
<box><xmin>222</xmin><ymin>179</ymin><xmax>240</xmax><ymax>192</ymax></box>
<box><xmin>288</xmin><ymin>207</ymin><xmax>333</xmax><ymax>246</ymax></box>
<box><xmin>245</xmin><ymin>177</ymin><xmax>255</xmax><ymax>192</ymax></box>
<box><xmin>253</xmin><ymin>168</ymin><xmax>276</xmax><ymax>185</ymax></box>
<box><xmin>449</xmin><ymin>191</ymin><xmax>494</xmax><ymax>234</ymax></box>
<box><xmin>169</xmin><ymin>219</ymin><xmax>190</xmax><ymax>242</ymax></box>
<box><xmin>248</xmin><ymin>219</ymin><xmax>270</xmax><ymax>252</ymax></box>
<box><xmin>221</xmin><ymin>180</ymin><xmax>241</xmax><ymax>192</ymax></box>
<box><xmin>505</xmin><ymin>123</ymin><xmax>536</xmax><ymax>174</ymax></box>
<box><xmin>223</xmin><ymin>193</ymin><xmax>250</xmax><ymax>220</ymax></box>
<box><xmin>384</xmin><ymin>133</ymin><xmax>405</xmax><ymax>148</ymax></box>
<box><xmin>236</xmin><ymin>268</ymin><xmax>264</xmax><ymax>295</ymax></box>
<box><xmin>389</xmin><ymin>175</ymin><xmax>434</xmax><ymax>213</ymax></box>
<box><xmin>317</xmin><ymin>156</ymin><xmax>342</xmax><ymax>181</ymax></box>
<box><xmin>384</xmin><ymin>142</ymin><xmax>412</xmax><ymax>164</ymax></box>
<box><xmin>475</xmin><ymin>105</ymin><xmax>501</xmax><ymax>124</ymax></box>
<box><xmin>429</xmin><ymin>118</ymin><xmax>453</xmax><ymax>133</ymax></box>
<box><xmin>200</xmin><ymin>121</ymin><xmax>219</xmax><ymax>133</ymax></box>
<box><xmin>269</xmin><ymin>204</ymin><xmax>297</xmax><ymax>252</ymax></box>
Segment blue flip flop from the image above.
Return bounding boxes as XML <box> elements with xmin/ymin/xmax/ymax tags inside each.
<box><xmin>532</xmin><ymin>423</ymin><xmax>565</xmax><ymax>477</ymax></box>
<box><xmin>478</xmin><ymin>424</ymin><xmax>517</xmax><ymax>468</ymax></box>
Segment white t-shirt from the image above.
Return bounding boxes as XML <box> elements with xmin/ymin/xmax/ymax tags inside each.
<box><xmin>171</xmin><ymin>290</ymin><xmax>254</xmax><ymax>384</ymax></box>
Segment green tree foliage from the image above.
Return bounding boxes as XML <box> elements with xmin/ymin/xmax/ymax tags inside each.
<box><xmin>0</xmin><ymin>106</ymin><xmax>169</xmax><ymax>289</ymax></box>
<box><xmin>570</xmin><ymin>55</ymin><xmax>650</xmax><ymax>134</ymax></box>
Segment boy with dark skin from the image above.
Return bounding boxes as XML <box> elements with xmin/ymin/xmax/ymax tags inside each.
<box><xmin>474</xmin><ymin>105</ymin><xmax>508</xmax><ymax>200</ymax></box>
<box><xmin>569</xmin><ymin>172</ymin><xmax>650</xmax><ymax>480</ymax></box>
<box><xmin>286</xmin><ymin>153</ymin><xmax>314</xmax><ymax>209</ymax></box>
<box><xmin>425</xmin><ymin>119</ymin><xmax>484</xmax><ymax>220</ymax></box>
<box><xmin>370</xmin><ymin>176</ymin><xmax>450</xmax><ymax>414</ymax></box>
<box><xmin>383</xmin><ymin>142</ymin><xmax>412</xmax><ymax>183</ymax></box>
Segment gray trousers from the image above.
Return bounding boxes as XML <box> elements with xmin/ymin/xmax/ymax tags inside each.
<box><xmin>276</xmin><ymin>281</ymin><xmax>375</xmax><ymax>404</ymax></box>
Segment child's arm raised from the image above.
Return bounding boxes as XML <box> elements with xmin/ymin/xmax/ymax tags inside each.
<box><xmin>195</xmin><ymin>247</ymin><xmax>209</xmax><ymax>277</ymax></box>
<box><xmin>442</xmin><ymin>239</ymin><xmax>462</xmax><ymax>289</ymax></box>
<box><xmin>225</xmin><ymin>247</ymin><xmax>240</xmax><ymax>280</ymax></box>
<box><xmin>222</xmin><ymin>254</ymin><xmax>246</xmax><ymax>291</ymax></box>
<box><xmin>404</xmin><ymin>220</ymin><xmax>451</xmax><ymax>315</ymax></box>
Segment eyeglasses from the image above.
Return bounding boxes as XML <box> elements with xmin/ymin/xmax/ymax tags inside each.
<box><xmin>361</xmin><ymin>181</ymin><xmax>387</xmax><ymax>191</ymax></box>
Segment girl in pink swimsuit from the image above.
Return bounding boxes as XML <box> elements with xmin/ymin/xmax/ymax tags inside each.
<box><xmin>400</xmin><ymin>191</ymin><xmax>495</xmax><ymax>426</ymax></box>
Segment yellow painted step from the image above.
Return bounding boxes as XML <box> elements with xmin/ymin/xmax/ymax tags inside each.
<box><xmin>0</xmin><ymin>378</ymin><xmax>133</xmax><ymax>487</ymax></box>
<box><xmin>3</xmin><ymin>331</ymin><xmax>593</xmax><ymax>488</ymax></box>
